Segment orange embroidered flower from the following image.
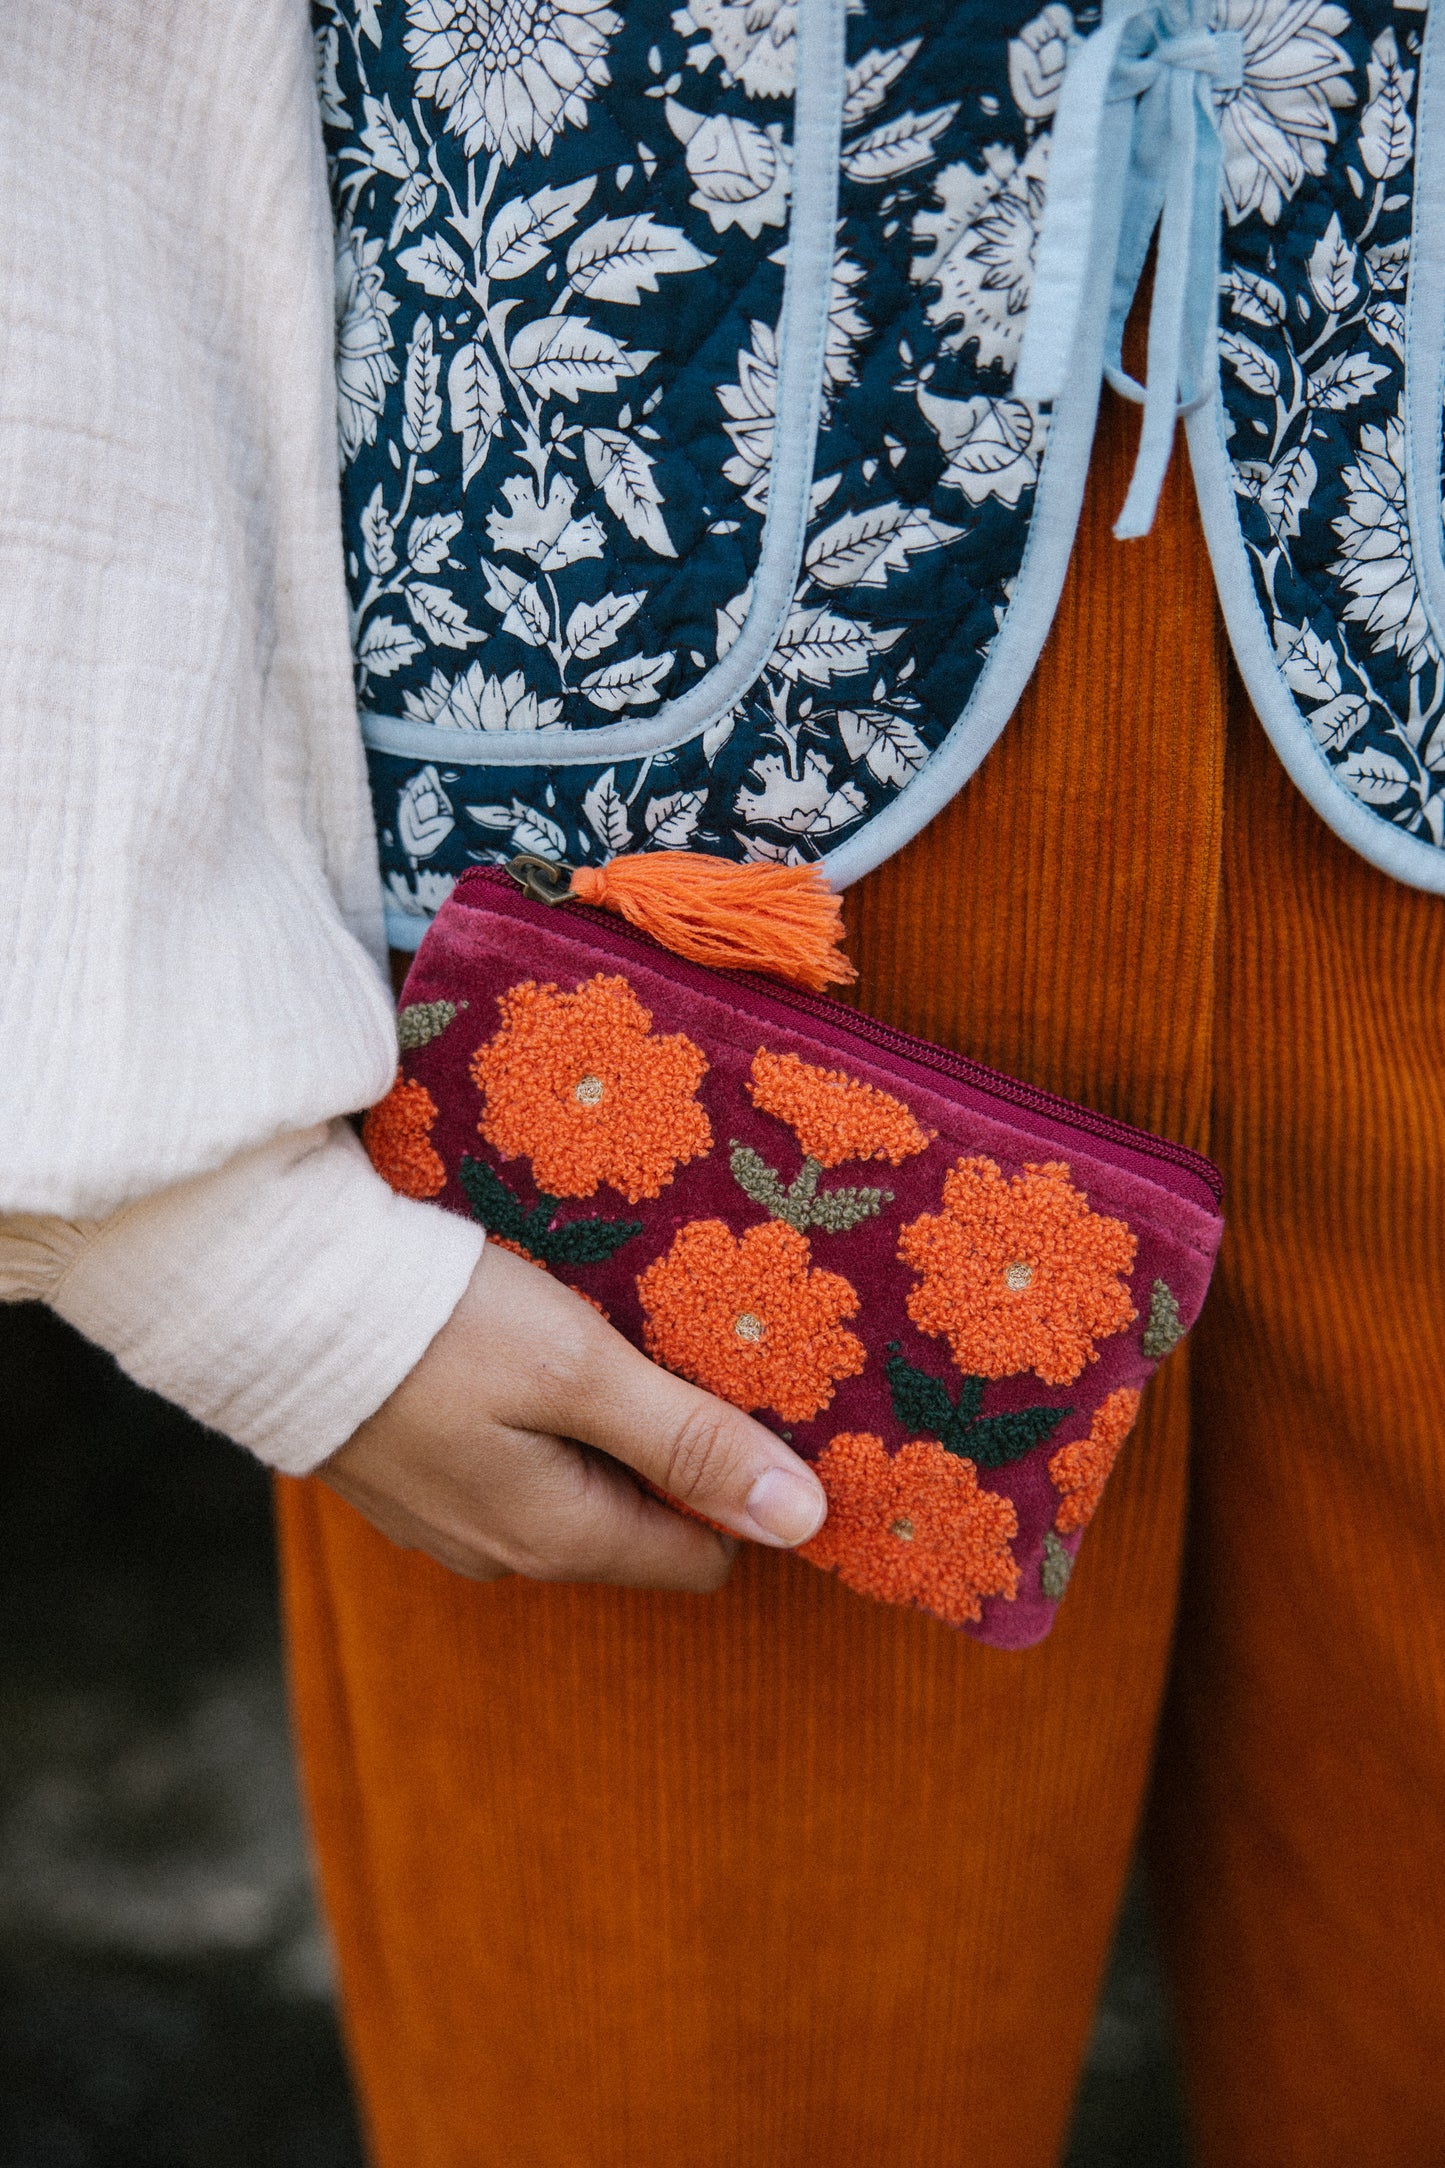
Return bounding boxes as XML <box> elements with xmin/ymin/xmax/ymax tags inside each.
<box><xmin>898</xmin><ymin>1157</ymin><xmax>1137</xmax><ymax>1386</ymax></box>
<box><xmin>471</xmin><ymin>974</ymin><xmax>712</xmax><ymax>1203</ymax></box>
<box><xmin>800</xmin><ymin>1432</ymin><xmax>1020</xmax><ymax>1626</ymax></box>
<box><xmin>363</xmin><ymin>1075</ymin><xmax>446</xmax><ymax>1200</ymax></box>
<box><xmin>637</xmin><ymin>1218</ymin><xmax>865</xmax><ymax>1423</ymax></box>
<box><xmin>1049</xmin><ymin>1388</ymin><xmax>1141</xmax><ymax>1532</ymax></box>
<box><xmin>747</xmin><ymin>1048</ymin><xmax>934</xmax><ymax>1167</ymax></box>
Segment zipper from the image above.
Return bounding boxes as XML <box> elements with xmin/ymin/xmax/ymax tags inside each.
<box><xmin>453</xmin><ymin>865</ymin><xmax>1224</xmax><ymax>1210</ymax></box>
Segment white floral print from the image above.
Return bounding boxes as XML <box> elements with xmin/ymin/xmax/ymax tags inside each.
<box><xmin>1331</xmin><ymin>414</ymin><xmax>1433</xmax><ymax>669</ymax></box>
<box><xmin>1357</xmin><ymin>27</ymin><xmax>1414</xmax><ymax>179</ymax></box>
<box><xmin>824</xmin><ymin>253</ymin><xmax>869</xmax><ymax>397</ymax></box>
<box><xmin>666</xmin><ymin>105</ymin><xmax>792</xmax><ymax>237</ymax></box>
<box><xmin>734</xmin><ymin>750</ymin><xmax>866</xmax><ymax>834</ymax></box>
<box><xmin>401</xmin><ymin>662</ymin><xmax>565</xmax><ymax>729</ymax></box>
<box><xmin>484</xmin><ymin>473</ymin><xmax>605</xmax><ymax>569</ymax></box>
<box><xmin>320</xmin><ymin>0</ymin><xmax>1120</xmax><ymax>908</ymax></box>
<box><xmin>404</xmin><ymin>0</ymin><xmax>621</xmax><ymax>163</ymax></box>
<box><xmin>912</xmin><ymin>139</ymin><xmax>1049</xmax><ymax>372</ymax></box>
<box><xmin>396</xmin><ymin>763</ymin><xmax>457</xmax><ymax>858</ymax></box>
<box><xmin>335</xmin><ymin>216</ymin><xmax>399</xmax><ymax>463</ymax></box>
<box><xmin>682</xmin><ymin>0</ymin><xmax>798</xmax><ymax>99</ymax></box>
<box><xmin>718</xmin><ymin>319</ymin><xmax>778</xmax><ymax>512</ymax></box>
<box><xmin>1215</xmin><ymin>0</ymin><xmax>1445</xmax><ymax>846</ymax></box>
<box><xmin>335</xmin><ymin>0</ymin><xmax>714</xmax><ymax>710</ymax></box>
<box><xmin>1212</xmin><ymin>0</ymin><xmax>1353</xmax><ymax>226</ymax></box>
<box><xmin>386</xmin><ymin>868</ymin><xmax>460</xmax><ymax>916</ymax></box>
<box><xmin>1007</xmin><ymin>3</ymin><xmax>1074</xmax><ymax>123</ymax></box>
<box><xmin>916</xmin><ymin>390</ymin><xmax>1044</xmax><ymax>508</ymax></box>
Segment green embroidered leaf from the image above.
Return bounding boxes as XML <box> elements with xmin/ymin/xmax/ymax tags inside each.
<box><xmin>1141</xmin><ymin>1278</ymin><xmax>1185</xmax><ymax>1361</ymax></box>
<box><xmin>963</xmin><ymin>1403</ymin><xmax>1070</xmax><ymax>1470</ymax></box>
<box><xmin>733</xmin><ymin>1145</ymin><xmax>892</xmax><ymax>1234</ymax></box>
<box><xmin>786</xmin><ymin>1156</ymin><xmax>821</xmax><ymax>1213</ymax></box>
<box><xmin>806</xmin><ymin>1182</ymin><xmax>893</xmax><ymax>1233</ymax></box>
<box><xmin>397</xmin><ymin>998</ymin><xmax>465</xmax><ymax>1051</ymax></box>
<box><xmin>888</xmin><ymin>1350</ymin><xmax>1066</xmax><ymax>1466</ymax></box>
<box><xmin>458</xmin><ymin>1156</ymin><xmax>527</xmax><ymax>1243</ymax></box>
<box><xmin>459</xmin><ymin>1160</ymin><xmax>640</xmax><ymax>1266</ymax></box>
<box><xmin>886</xmin><ymin>1351</ymin><xmax>957</xmax><ymax>1440</ymax></box>
<box><xmin>520</xmin><ymin>1194</ymin><xmax>564</xmax><ymax>1252</ymax></box>
<box><xmin>730</xmin><ymin>1143</ymin><xmax>795</xmax><ymax>1222</ymax></box>
<box><xmin>1041</xmin><ymin>1529</ymin><xmax>1073</xmax><ymax>1601</ymax></box>
<box><xmin>953</xmin><ymin>1373</ymin><xmax>985</xmax><ymax>1427</ymax></box>
<box><xmin>535</xmin><ymin>1213</ymin><xmax>643</xmax><ymax>1266</ymax></box>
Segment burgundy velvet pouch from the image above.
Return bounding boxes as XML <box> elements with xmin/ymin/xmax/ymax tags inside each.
<box><xmin>367</xmin><ymin>866</ymin><xmax>1224</xmax><ymax>1647</ymax></box>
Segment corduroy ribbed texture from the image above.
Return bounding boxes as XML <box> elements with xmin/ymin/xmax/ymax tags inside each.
<box><xmin>1145</xmin><ymin>681</ymin><xmax>1445</xmax><ymax>2167</ymax></box>
<box><xmin>277</xmin><ymin>380</ymin><xmax>1445</xmax><ymax>2165</ymax></box>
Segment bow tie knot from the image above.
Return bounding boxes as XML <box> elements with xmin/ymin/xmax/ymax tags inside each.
<box><xmin>1016</xmin><ymin>2</ymin><xmax>1242</xmax><ymax>538</ymax></box>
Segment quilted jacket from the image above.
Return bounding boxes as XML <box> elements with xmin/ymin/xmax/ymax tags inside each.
<box><xmin>317</xmin><ymin>0</ymin><xmax>1445</xmax><ymax>946</ymax></box>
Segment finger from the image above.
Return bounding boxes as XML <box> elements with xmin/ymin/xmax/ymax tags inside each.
<box><xmin>558</xmin><ymin>1328</ymin><xmax>827</xmax><ymax>1551</ymax></box>
<box><xmin>470</xmin><ymin>1249</ymin><xmax>826</xmax><ymax>1553</ymax></box>
<box><xmin>473</xmin><ymin>1433</ymin><xmax>742</xmax><ymax>1593</ymax></box>
<box><xmin>327</xmin><ymin>1385</ymin><xmax>739</xmax><ymax>1594</ymax></box>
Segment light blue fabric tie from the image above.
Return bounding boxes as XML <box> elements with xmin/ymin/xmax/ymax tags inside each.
<box><xmin>1014</xmin><ymin>0</ymin><xmax>1243</xmax><ymax>540</ymax></box>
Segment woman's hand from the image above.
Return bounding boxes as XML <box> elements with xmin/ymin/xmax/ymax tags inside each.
<box><xmin>320</xmin><ymin>1241</ymin><xmax>828</xmax><ymax>1592</ymax></box>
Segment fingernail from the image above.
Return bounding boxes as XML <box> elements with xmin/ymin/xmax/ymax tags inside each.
<box><xmin>745</xmin><ymin>1466</ymin><xmax>826</xmax><ymax>1547</ymax></box>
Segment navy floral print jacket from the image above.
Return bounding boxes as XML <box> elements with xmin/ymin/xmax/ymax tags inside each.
<box><xmin>315</xmin><ymin>0</ymin><xmax>1445</xmax><ymax>945</ymax></box>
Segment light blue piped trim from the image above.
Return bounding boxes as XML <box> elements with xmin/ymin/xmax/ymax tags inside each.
<box><xmin>819</xmin><ymin>107</ymin><xmax>1136</xmax><ymax>890</ymax></box>
<box><xmin>386</xmin><ymin>908</ymin><xmax>429</xmax><ymax>951</ymax></box>
<box><xmin>1404</xmin><ymin>0</ymin><xmax>1445</xmax><ymax>649</ymax></box>
<box><xmin>363</xmin><ymin>0</ymin><xmax>845</xmax><ymax>772</ymax></box>
<box><xmin>821</xmin><ymin>2</ymin><xmax>1247</xmax><ymax>893</ymax></box>
<box><xmin>1187</xmin><ymin>393</ymin><xmax>1445</xmax><ymax>895</ymax></box>
<box><xmin>1016</xmin><ymin>0</ymin><xmax>1239</xmax><ymax>541</ymax></box>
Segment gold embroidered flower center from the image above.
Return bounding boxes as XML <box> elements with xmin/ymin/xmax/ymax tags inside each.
<box><xmin>803</xmin><ymin>1433</ymin><xmax>1022</xmax><ymax>1628</ymax></box>
<box><xmin>573</xmin><ymin>1074</ymin><xmax>605</xmax><ymax>1106</ymax></box>
<box><xmin>899</xmin><ymin>1156</ymin><xmax>1138</xmax><ymax>1386</ymax></box>
<box><xmin>733</xmin><ymin>1311</ymin><xmax>765</xmax><ymax>1343</ymax></box>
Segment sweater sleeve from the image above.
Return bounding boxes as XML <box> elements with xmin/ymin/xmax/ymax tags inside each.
<box><xmin>0</xmin><ymin>0</ymin><xmax>482</xmax><ymax>1464</ymax></box>
<box><xmin>0</xmin><ymin>1127</ymin><xmax>485</xmax><ymax>1476</ymax></box>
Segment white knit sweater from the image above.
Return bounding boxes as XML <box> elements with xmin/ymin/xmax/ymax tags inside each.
<box><xmin>0</xmin><ymin>0</ymin><xmax>485</xmax><ymax>1471</ymax></box>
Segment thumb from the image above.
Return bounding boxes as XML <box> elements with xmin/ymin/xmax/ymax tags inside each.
<box><xmin>571</xmin><ymin>1327</ymin><xmax>828</xmax><ymax>1550</ymax></box>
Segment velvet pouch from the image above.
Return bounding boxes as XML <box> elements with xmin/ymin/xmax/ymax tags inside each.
<box><xmin>366</xmin><ymin>863</ymin><xmax>1224</xmax><ymax>1647</ymax></box>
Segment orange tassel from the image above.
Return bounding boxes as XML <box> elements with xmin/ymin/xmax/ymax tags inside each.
<box><xmin>567</xmin><ymin>852</ymin><xmax>856</xmax><ymax>992</ymax></box>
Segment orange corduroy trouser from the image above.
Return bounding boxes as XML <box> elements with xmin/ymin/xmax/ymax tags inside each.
<box><xmin>276</xmin><ymin>382</ymin><xmax>1445</xmax><ymax>2167</ymax></box>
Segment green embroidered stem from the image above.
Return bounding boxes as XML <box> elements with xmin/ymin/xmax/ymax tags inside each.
<box><xmin>1041</xmin><ymin>1530</ymin><xmax>1073</xmax><ymax>1601</ymax></box>
<box><xmin>788</xmin><ymin>1156</ymin><xmax>820</xmax><ymax>1211</ymax></box>
<box><xmin>729</xmin><ymin>1145</ymin><xmax>794</xmax><ymax>1222</ymax></box>
<box><xmin>459</xmin><ymin>1156</ymin><xmax>526</xmax><ymax>1243</ymax></box>
<box><xmin>884</xmin><ymin>1352</ymin><xmax>956</xmax><ymax>1439</ymax></box>
<box><xmin>458</xmin><ymin>1155</ymin><xmax>640</xmax><ymax>1266</ymax></box>
<box><xmin>729</xmin><ymin>1144</ymin><xmax>892</xmax><ymax>1234</ymax></box>
<box><xmin>1141</xmin><ymin>1278</ymin><xmax>1185</xmax><ymax>1361</ymax></box>
<box><xmin>885</xmin><ymin>1347</ymin><xmax>1070</xmax><ymax>1470</ymax></box>
<box><xmin>397</xmin><ymin>998</ymin><xmax>466</xmax><ymax>1051</ymax></box>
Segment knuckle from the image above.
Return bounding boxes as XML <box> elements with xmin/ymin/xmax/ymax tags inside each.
<box><xmin>449</xmin><ymin>1550</ymin><xmax>513</xmax><ymax>1585</ymax></box>
<box><xmin>659</xmin><ymin>1402</ymin><xmax>751</xmax><ymax>1508</ymax></box>
<box><xmin>426</xmin><ymin>1535</ymin><xmax>509</xmax><ymax>1583</ymax></box>
<box><xmin>683</xmin><ymin>1541</ymin><xmax>736</xmax><ymax>1595</ymax></box>
<box><xmin>522</xmin><ymin>1314</ymin><xmax>599</xmax><ymax>1425</ymax></box>
<box><xmin>497</xmin><ymin>1510</ymin><xmax>597</xmax><ymax>1586</ymax></box>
